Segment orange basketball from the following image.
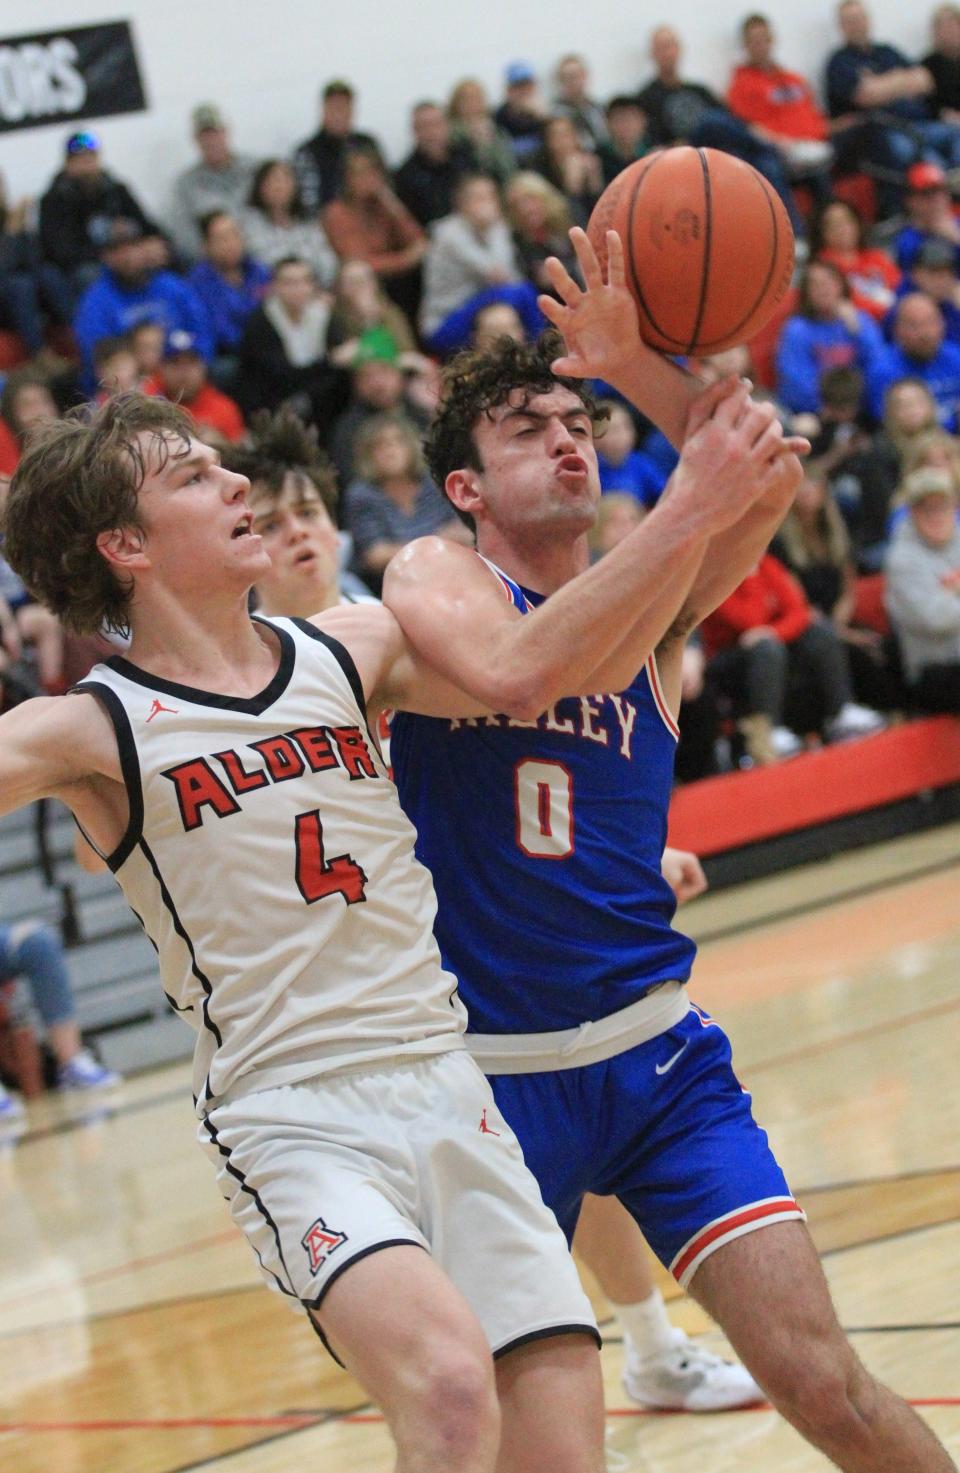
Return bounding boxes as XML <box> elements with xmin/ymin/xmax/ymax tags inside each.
<box><xmin>586</xmin><ymin>146</ymin><xmax>795</xmax><ymax>355</ymax></box>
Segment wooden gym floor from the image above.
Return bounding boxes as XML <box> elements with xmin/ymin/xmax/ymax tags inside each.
<box><xmin>0</xmin><ymin>823</ymin><xmax>958</xmax><ymax>1472</ymax></box>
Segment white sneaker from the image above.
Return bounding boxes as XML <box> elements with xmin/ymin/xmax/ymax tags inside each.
<box><xmin>0</xmin><ymin>1083</ymin><xmax>25</xmax><ymax>1122</ymax></box>
<box><xmin>824</xmin><ymin>702</ymin><xmax>886</xmax><ymax>742</ymax></box>
<box><xmin>57</xmin><ymin>1049</ymin><xmax>121</xmax><ymax>1092</ymax></box>
<box><xmin>771</xmin><ymin>725</ymin><xmax>804</xmax><ymax>759</ymax></box>
<box><xmin>622</xmin><ymin>1328</ymin><xmax>765</xmax><ymax>1412</ymax></box>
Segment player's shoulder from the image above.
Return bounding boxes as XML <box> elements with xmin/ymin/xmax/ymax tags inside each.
<box><xmin>384</xmin><ymin>536</ymin><xmax>498</xmax><ymax>602</ymax></box>
<box><xmin>2</xmin><ymin>689</ymin><xmax>123</xmax><ymax>786</ymax></box>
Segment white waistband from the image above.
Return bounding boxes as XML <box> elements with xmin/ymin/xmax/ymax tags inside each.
<box><xmin>466</xmin><ymin>982</ymin><xmax>690</xmax><ymax>1074</ymax></box>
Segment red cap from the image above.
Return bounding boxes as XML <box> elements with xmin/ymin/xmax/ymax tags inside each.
<box><xmin>907</xmin><ymin>161</ymin><xmax>947</xmax><ymax>192</ymax></box>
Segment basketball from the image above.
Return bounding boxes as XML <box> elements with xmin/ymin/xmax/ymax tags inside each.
<box><xmin>586</xmin><ymin>146</ymin><xmax>795</xmax><ymax>355</ymax></box>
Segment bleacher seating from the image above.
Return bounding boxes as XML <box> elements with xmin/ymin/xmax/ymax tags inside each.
<box><xmin>0</xmin><ymin>800</ymin><xmax>190</xmax><ymax>1083</ymax></box>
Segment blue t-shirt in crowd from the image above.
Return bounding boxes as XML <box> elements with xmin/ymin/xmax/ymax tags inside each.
<box><xmin>867</xmin><ymin>339</ymin><xmax>960</xmax><ymax>426</ymax></box>
<box><xmin>597</xmin><ymin>448</ymin><xmax>667</xmax><ymax>507</ymax></box>
<box><xmin>74</xmin><ymin>268</ymin><xmax>213</xmax><ymax>393</ymax></box>
<box><xmin>893</xmin><ymin>225</ymin><xmax>960</xmax><ymax>274</ymax></box>
<box><xmin>776</xmin><ymin>311</ymin><xmax>884</xmax><ymax>414</ymax></box>
<box><xmin>187</xmin><ymin>257</ymin><xmax>270</xmax><ymax>353</ymax></box>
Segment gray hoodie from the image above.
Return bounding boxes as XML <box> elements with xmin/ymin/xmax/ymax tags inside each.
<box><xmin>884</xmin><ymin>515</ymin><xmax>960</xmax><ymax>681</ymax></box>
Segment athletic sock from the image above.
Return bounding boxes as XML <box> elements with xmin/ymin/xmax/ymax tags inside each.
<box><xmin>610</xmin><ymin>1289</ymin><xmax>676</xmax><ymax>1360</ymax></box>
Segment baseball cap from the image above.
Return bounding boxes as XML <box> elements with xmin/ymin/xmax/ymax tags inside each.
<box><xmin>902</xmin><ymin>466</ymin><xmax>956</xmax><ymax>504</ymax></box>
<box><xmin>916</xmin><ymin>237</ymin><xmax>956</xmax><ymax>271</ymax></box>
<box><xmin>907</xmin><ymin>161</ymin><xmax>947</xmax><ymax>192</ymax></box>
<box><xmin>66</xmin><ymin>130</ymin><xmax>100</xmax><ymax>156</ymax></box>
<box><xmin>192</xmin><ymin>102</ymin><xmax>225</xmax><ymax>133</ymax></box>
<box><xmin>162</xmin><ymin>328</ymin><xmax>202</xmax><ymax>359</ymax></box>
<box><xmin>505</xmin><ymin>61</ymin><xmax>536</xmax><ymax>85</ymax></box>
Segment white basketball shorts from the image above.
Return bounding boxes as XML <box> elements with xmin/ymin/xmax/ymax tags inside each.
<box><xmin>198</xmin><ymin>1048</ymin><xmax>599</xmax><ymax>1360</ymax></box>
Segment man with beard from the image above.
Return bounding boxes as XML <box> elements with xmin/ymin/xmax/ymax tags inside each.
<box><xmin>73</xmin><ymin>219</ymin><xmax>211</xmax><ymax>396</ymax></box>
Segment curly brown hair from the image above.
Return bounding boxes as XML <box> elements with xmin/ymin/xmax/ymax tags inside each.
<box><xmin>424</xmin><ymin>332</ymin><xmax>608</xmax><ymax>529</ymax></box>
<box><xmin>2</xmin><ymin>393</ymin><xmax>193</xmax><ymax>637</ymax></box>
<box><xmin>222</xmin><ymin>408</ymin><xmax>338</xmax><ymax>516</ymax></box>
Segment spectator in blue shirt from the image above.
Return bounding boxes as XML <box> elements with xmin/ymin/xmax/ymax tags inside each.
<box><xmin>73</xmin><ymin>218</ymin><xmax>212</xmax><ymax>395</ymax></box>
<box><xmin>776</xmin><ymin>260</ymin><xmax>884</xmax><ymax>415</ymax></box>
<box><xmin>888</xmin><ymin>236</ymin><xmax>960</xmax><ymax>344</ymax></box>
<box><xmin>868</xmin><ymin>289</ymin><xmax>960</xmax><ymax>425</ymax></box>
<box><xmin>826</xmin><ymin>0</ymin><xmax>960</xmax><ymax>212</ymax></box>
<box><xmin>891</xmin><ymin>161</ymin><xmax>960</xmax><ymax>271</ymax></box>
<box><xmin>595</xmin><ymin>399</ymin><xmax>667</xmax><ymax>507</ymax></box>
<box><xmin>187</xmin><ymin>210</ymin><xmax>270</xmax><ymax>364</ymax></box>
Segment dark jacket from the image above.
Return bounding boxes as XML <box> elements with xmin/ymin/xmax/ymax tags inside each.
<box><xmin>293</xmin><ymin>128</ymin><xmax>382</xmax><ymax>212</ymax></box>
<box><xmin>393</xmin><ymin>141</ymin><xmax>477</xmax><ymax>226</ymax></box>
<box><xmin>38</xmin><ymin>168</ymin><xmax>159</xmax><ymax>271</ymax></box>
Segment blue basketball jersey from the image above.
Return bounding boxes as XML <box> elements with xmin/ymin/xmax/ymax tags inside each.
<box><xmin>391</xmin><ymin>560</ymin><xmax>697</xmax><ymax>1034</ymax></box>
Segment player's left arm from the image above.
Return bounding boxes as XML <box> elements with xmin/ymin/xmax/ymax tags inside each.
<box><xmin>665</xmin><ymin>449</ymin><xmax>803</xmax><ymax>644</ymax></box>
<box><xmin>308</xmin><ymin>601</ymin><xmax>493</xmax><ymax>719</ymax></box>
<box><xmin>651</xmin><ymin>454</ymin><xmax>801</xmax><ymax>719</ymax></box>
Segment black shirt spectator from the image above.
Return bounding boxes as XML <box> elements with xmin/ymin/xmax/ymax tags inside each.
<box><xmin>494</xmin><ymin>62</ymin><xmax>549</xmax><ymax>162</ymax></box>
<box><xmin>393</xmin><ymin>102</ymin><xmax>477</xmax><ymax>227</ymax></box>
<box><xmin>923</xmin><ymin>4</ymin><xmax>960</xmax><ymax>115</ymax></box>
<box><xmin>293</xmin><ymin>79</ymin><xmax>382</xmax><ymax>213</ymax></box>
<box><xmin>38</xmin><ymin>131</ymin><xmax>162</xmax><ymax>285</ymax></box>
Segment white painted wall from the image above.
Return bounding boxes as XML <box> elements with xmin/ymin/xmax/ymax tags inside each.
<box><xmin>0</xmin><ymin>0</ymin><xmax>939</xmax><ymax>219</ymax></box>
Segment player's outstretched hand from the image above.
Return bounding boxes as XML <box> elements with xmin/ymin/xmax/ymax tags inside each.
<box><xmin>538</xmin><ymin>227</ymin><xmax>643</xmax><ymax>381</ymax></box>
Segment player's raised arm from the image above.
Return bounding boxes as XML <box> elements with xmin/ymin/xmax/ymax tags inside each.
<box><xmin>384</xmin><ymin>377</ymin><xmax>794</xmax><ymax>719</ymax></box>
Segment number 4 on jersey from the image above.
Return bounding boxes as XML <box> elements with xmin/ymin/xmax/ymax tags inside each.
<box><xmin>294</xmin><ymin>810</ymin><xmax>368</xmax><ymax>905</ymax></box>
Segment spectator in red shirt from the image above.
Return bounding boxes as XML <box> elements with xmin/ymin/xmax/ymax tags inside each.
<box><xmin>700</xmin><ymin>552</ymin><xmax>884</xmax><ymax>763</ymax></box>
<box><xmin>143</xmin><ymin>328</ymin><xmax>245</xmax><ymax>445</ymax></box>
<box><xmin>728</xmin><ymin>13</ymin><xmax>834</xmax><ymax>201</ymax></box>
<box><xmin>811</xmin><ymin>198</ymin><xmax>901</xmax><ymax>319</ymax></box>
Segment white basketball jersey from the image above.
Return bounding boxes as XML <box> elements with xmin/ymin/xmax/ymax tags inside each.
<box><xmin>76</xmin><ymin>616</ymin><xmax>466</xmax><ymax>1112</ymax></box>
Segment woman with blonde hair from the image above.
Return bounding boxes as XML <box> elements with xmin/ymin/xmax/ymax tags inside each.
<box><xmin>326</xmin><ymin>258</ymin><xmax>419</xmax><ymax>369</ymax></box>
<box><xmin>342</xmin><ymin>414</ymin><xmax>468</xmax><ymax>592</ymax></box>
<box><xmin>446</xmin><ymin>79</ymin><xmax>516</xmax><ymax>184</ymax></box>
<box><xmin>774</xmin><ymin>467</ymin><xmax>893</xmax><ymax>707</ymax></box>
<box><xmin>505</xmin><ymin>171</ymin><xmax>577</xmax><ymax>286</ymax></box>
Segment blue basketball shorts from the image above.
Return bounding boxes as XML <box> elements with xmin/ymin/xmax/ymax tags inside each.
<box><xmin>487</xmin><ymin>1001</ymin><xmax>805</xmax><ymax>1287</ymax></box>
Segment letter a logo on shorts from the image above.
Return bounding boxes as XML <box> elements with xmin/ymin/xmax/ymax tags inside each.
<box><xmin>302</xmin><ymin>1216</ymin><xmax>349</xmax><ymax>1274</ymax></box>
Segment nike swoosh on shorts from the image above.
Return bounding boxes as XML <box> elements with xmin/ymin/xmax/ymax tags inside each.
<box><xmin>655</xmin><ymin>1042</ymin><xmax>689</xmax><ymax>1076</ymax></box>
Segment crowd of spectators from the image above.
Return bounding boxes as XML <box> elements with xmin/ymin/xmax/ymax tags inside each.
<box><xmin>4</xmin><ymin>2</ymin><xmax>960</xmax><ymax>779</ymax></box>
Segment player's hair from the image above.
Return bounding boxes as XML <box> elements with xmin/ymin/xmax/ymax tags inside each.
<box><xmin>423</xmin><ymin>332</ymin><xmax>608</xmax><ymax>530</ymax></box>
<box><xmin>222</xmin><ymin>409</ymin><xmax>338</xmax><ymax>517</ymax></box>
<box><xmin>2</xmin><ymin>393</ymin><xmax>193</xmax><ymax>637</ymax></box>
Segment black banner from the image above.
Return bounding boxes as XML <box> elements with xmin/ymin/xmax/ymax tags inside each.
<box><xmin>0</xmin><ymin>21</ymin><xmax>146</xmax><ymax>135</ymax></box>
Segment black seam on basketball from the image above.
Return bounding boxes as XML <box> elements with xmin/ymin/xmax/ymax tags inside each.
<box><xmin>625</xmin><ymin>150</ymin><xmax>672</xmax><ymax>340</ymax></box>
<box><xmin>687</xmin><ymin>148</ymin><xmax>713</xmax><ymax>354</ymax></box>
<box><xmin>691</xmin><ymin>169</ymin><xmax>786</xmax><ymax>352</ymax></box>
